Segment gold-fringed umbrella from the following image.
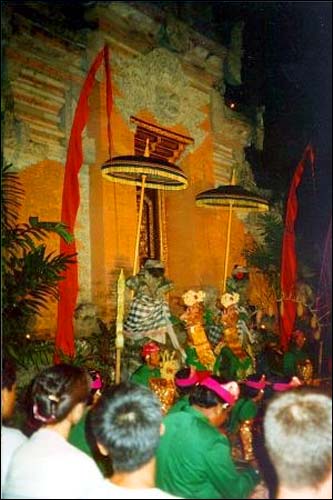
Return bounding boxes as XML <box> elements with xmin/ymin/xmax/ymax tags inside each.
<box><xmin>101</xmin><ymin>140</ymin><xmax>188</xmax><ymax>382</ymax></box>
<box><xmin>102</xmin><ymin>140</ymin><xmax>188</xmax><ymax>275</ymax></box>
<box><xmin>196</xmin><ymin>171</ymin><xmax>269</xmax><ymax>292</ymax></box>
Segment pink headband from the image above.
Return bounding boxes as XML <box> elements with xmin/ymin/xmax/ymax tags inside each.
<box><xmin>273</xmin><ymin>377</ymin><xmax>302</xmax><ymax>392</ymax></box>
<box><xmin>175</xmin><ymin>369</ymin><xmax>211</xmax><ymax>388</ymax></box>
<box><xmin>200</xmin><ymin>377</ymin><xmax>238</xmax><ymax>406</ymax></box>
<box><xmin>244</xmin><ymin>375</ymin><xmax>267</xmax><ymax>391</ymax></box>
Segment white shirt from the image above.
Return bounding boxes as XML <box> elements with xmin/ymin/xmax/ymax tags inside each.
<box><xmin>1</xmin><ymin>426</ymin><xmax>27</xmax><ymax>488</ymax></box>
<box><xmin>3</xmin><ymin>428</ymin><xmax>103</xmax><ymax>499</ymax></box>
<box><xmin>83</xmin><ymin>478</ymin><xmax>183</xmax><ymax>499</ymax></box>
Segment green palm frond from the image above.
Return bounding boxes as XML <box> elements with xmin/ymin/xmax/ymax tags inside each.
<box><xmin>1</xmin><ymin>161</ymin><xmax>76</xmax><ymax>353</ymax></box>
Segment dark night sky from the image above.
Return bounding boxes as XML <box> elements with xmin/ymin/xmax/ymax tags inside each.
<box><xmin>158</xmin><ymin>1</ymin><xmax>332</xmax><ymax>273</ymax></box>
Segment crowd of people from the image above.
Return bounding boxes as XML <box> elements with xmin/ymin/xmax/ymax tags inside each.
<box><xmin>2</xmin><ymin>352</ymin><xmax>332</xmax><ymax>499</ymax></box>
<box><xmin>2</xmin><ymin>260</ymin><xmax>332</xmax><ymax>499</ymax></box>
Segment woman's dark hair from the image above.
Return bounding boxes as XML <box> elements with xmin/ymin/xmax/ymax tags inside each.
<box><xmin>31</xmin><ymin>363</ymin><xmax>90</xmax><ymax>424</ymax></box>
<box><xmin>189</xmin><ymin>375</ymin><xmax>227</xmax><ymax>408</ymax></box>
<box><xmin>174</xmin><ymin>367</ymin><xmax>192</xmax><ymax>395</ymax></box>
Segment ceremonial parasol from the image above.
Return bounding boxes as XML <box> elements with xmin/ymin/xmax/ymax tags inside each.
<box><xmin>196</xmin><ymin>170</ymin><xmax>269</xmax><ymax>292</ymax></box>
<box><xmin>101</xmin><ymin>139</ymin><xmax>188</xmax><ymax>382</ymax></box>
<box><xmin>102</xmin><ymin>139</ymin><xmax>188</xmax><ymax>275</ymax></box>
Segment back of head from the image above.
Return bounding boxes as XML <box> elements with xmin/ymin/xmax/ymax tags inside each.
<box><xmin>264</xmin><ymin>389</ymin><xmax>332</xmax><ymax>490</ymax></box>
<box><xmin>31</xmin><ymin>363</ymin><xmax>90</xmax><ymax>424</ymax></box>
<box><xmin>90</xmin><ymin>382</ymin><xmax>162</xmax><ymax>472</ymax></box>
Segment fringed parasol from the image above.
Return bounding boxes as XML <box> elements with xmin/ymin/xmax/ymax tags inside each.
<box><xmin>196</xmin><ymin>170</ymin><xmax>269</xmax><ymax>292</ymax></box>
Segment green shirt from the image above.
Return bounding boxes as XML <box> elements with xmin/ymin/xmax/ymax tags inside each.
<box><xmin>167</xmin><ymin>395</ymin><xmax>190</xmax><ymax>414</ymax></box>
<box><xmin>130</xmin><ymin>364</ymin><xmax>161</xmax><ymax>387</ymax></box>
<box><xmin>283</xmin><ymin>347</ymin><xmax>308</xmax><ymax>377</ymax></box>
<box><xmin>156</xmin><ymin>405</ymin><xmax>259</xmax><ymax>499</ymax></box>
<box><xmin>228</xmin><ymin>398</ymin><xmax>258</xmax><ymax>434</ymax></box>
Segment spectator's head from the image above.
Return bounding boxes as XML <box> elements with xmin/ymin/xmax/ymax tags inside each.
<box><xmin>2</xmin><ymin>356</ymin><xmax>17</xmax><ymax>420</ymax></box>
<box><xmin>292</xmin><ymin>329</ymin><xmax>306</xmax><ymax>349</ymax></box>
<box><xmin>141</xmin><ymin>341</ymin><xmax>161</xmax><ymax>368</ymax></box>
<box><xmin>264</xmin><ymin>389</ymin><xmax>332</xmax><ymax>498</ymax></box>
<box><xmin>31</xmin><ymin>364</ymin><xmax>90</xmax><ymax>426</ymax></box>
<box><xmin>90</xmin><ymin>382</ymin><xmax>163</xmax><ymax>473</ymax></box>
<box><xmin>189</xmin><ymin>375</ymin><xmax>240</xmax><ymax>427</ymax></box>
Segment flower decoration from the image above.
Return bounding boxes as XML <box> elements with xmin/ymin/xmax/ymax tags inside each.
<box><xmin>182</xmin><ymin>289</ymin><xmax>206</xmax><ymax>307</ymax></box>
<box><xmin>221</xmin><ymin>292</ymin><xmax>240</xmax><ymax>309</ymax></box>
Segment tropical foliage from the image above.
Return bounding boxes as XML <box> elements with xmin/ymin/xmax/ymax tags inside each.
<box><xmin>1</xmin><ymin>161</ymin><xmax>76</xmax><ymax>360</ymax></box>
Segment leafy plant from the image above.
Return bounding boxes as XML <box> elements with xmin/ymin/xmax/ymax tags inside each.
<box><xmin>242</xmin><ymin>211</ymin><xmax>284</xmax><ymax>295</ymax></box>
<box><xmin>1</xmin><ymin>160</ymin><xmax>76</xmax><ymax>358</ymax></box>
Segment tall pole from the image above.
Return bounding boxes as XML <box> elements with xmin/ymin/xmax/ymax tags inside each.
<box><xmin>115</xmin><ymin>268</ymin><xmax>125</xmax><ymax>384</ymax></box>
<box><xmin>222</xmin><ymin>201</ymin><xmax>233</xmax><ymax>292</ymax></box>
<box><xmin>133</xmin><ymin>174</ymin><xmax>146</xmax><ymax>275</ymax></box>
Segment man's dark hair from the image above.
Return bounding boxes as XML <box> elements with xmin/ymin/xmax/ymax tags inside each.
<box><xmin>90</xmin><ymin>382</ymin><xmax>162</xmax><ymax>472</ymax></box>
<box><xmin>2</xmin><ymin>356</ymin><xmax>17</xmax><ymax>391</ymax></box>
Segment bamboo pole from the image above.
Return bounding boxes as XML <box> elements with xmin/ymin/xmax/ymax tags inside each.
<box><xmin>115</xmin><ymin>268</ymin><xmax>125</xmax><ymax>384</ymax></box>
<box><xmin>133</xmin><ymin>174</ymin><xmax>146</xmax><ymax>276</ymax></box>
<box><xmin>222</xmin><ymin>201</ymin><xmax>233</xmax><ymax>292</ymax></box>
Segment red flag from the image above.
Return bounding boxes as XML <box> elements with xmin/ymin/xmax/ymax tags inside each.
<box><xmin>54</xmin><ymin>46</ymin><xmax>112</xmax><ymax>362</ymax></box>
<box><xmin>280</xmin><ymin>144</ymin><xmax>315</xmax><ymax>351</ymax></box>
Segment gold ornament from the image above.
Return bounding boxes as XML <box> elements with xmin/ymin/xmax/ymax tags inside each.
<box><xmin>239</xmin><ymin>419</ymin><xmax>254</xmax><ymax>461</ymax></box>
<box><xmin>297</xmin><ymin>359</ymin><xmax>313</xmax><ymax>385</ymax></box>
<box><xmin>268</xmin><ymin>304</ymin><xmax>274</xmax><ymax>317</ymax></box>
<box><xmin>296</xmin><ymin>302</ymin><xmax>304</xmax><ymax>317</ymax></box>
<box><xmin>149</xmin><ymin>378</ymin><xmax>176</xmax><ymax>414</ymax></box>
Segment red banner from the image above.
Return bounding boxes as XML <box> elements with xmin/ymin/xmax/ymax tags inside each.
<box><xmin>280</xmin><ymin>144</ymin><xmax>315</xmax><ymax>350</ymax></box>
<box><xmin>54</xmin><ymin>46</ymin><xmax>112</xmax><ymax>362</ymax></box>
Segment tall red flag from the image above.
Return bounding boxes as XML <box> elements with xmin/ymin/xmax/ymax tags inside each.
<box><xmin>280</xmin><ymin>144</ymin><xmax>315</xmax><ymax>350</ymax></box>
<box><xmin>54</xmin><ymin>46</ymin><xmax>112</xmax><ymax>362</ymax></box>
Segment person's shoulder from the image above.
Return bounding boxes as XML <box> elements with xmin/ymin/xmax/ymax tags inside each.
<box><xmin>2</xmin><ymin>426</ymin><xmax>27</xmax><ymax>444</ymax></box>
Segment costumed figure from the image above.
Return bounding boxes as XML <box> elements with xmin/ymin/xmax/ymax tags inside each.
<box><xmin>130</xmin><ymin>341</ymin><xmax>161</xmax><ymax>387</ymax></box>
<box><xmin>124</xmin><ymin>259</ymin><xmax>184</xmax><ymax>357</ymax></box>
<box><xmin>181</xmin><ymin>290</ymin><xmax>216</xmax><ymax>371</ymax></box>
<box><xmin>202</xmin><ymin>286</ymin><xmax>223</xmax><ymax>348</ymax></box>
<box><xmin>228</xmin><ymin>375</ymin><xmax>266</xmax><ymax>462</ymax></box>
<box><xmin>214</xmin><ymin>292</ymin><xmax>254</xmax><ymax>380</ymax></box>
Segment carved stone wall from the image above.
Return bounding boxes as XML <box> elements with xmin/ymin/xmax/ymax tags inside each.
<box><xmin>3</xmin><ymin>1</ymin><xmax>264</xmax><ymax>338</ymax></box>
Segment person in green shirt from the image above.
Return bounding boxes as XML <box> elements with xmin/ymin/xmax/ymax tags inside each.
<box><xmin>130</xmin><ymin>341</ymin><xmax>161</xmax><ymax>387</ymax></box>
<box><xmin>156</xmin><ymin>375</ymin><xmax>260</xmax><ymax>499</ymax></box>
<box><xmin>283</xmin><ymin>330</ymin><xmax>311</xmax><ymax>378</ymax></box>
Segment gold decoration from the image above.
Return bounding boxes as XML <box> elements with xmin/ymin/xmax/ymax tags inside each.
<box><xmin>239</xmin><ymin>419</ymin><xmax>255</xmax><ymax>461</ymax></box>
<box><xmin>297</xmin><ymin>359</ymin><xmax>314</xmax><ymax>385</ymax></box>
<box><xmin>297</xmin><ymin>302</ymin><xmax>304</xmax><ymax>317</ymax></box>
<box><xmin>149</xmin><ymin>378</ymin><xmax>176</xmax><ymax>415</ymax></box>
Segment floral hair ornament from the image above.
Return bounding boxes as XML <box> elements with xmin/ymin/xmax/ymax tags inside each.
<box><xmin>221</xmin><ymin>292</ymin><xmax>240</xmax><ymax>309</ymax></box>
<box><xmin>33</xmin><ymin>403</ymin><xmax>57</xmax><ymax>423</ymax></box>
<box><xmin>175</xmin><ymin>366</ymin><xmax>212</xmax><ymax>388</ymax></box>
<box><xmin>200</xmin><ymin>377</ymin><xmax>240</xmax><ymax>406</ymax></box>
<box><xmin>182</xmin><ymin>289</ymin><xmax>206</xmax><ymax>307</ymax></box>
<box><xmin>88</xmin><ymin>369</ymin><xmax>103</xmax><ymax>391</ymax></box>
